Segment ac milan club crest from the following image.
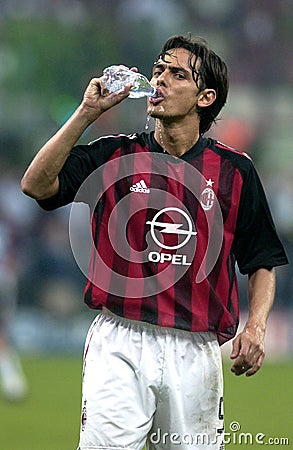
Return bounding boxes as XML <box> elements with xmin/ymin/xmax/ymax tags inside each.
<box><xmin>200</xmin><ymin>178</ymin><xmax>215</xmax><ymax>211</ymax></box>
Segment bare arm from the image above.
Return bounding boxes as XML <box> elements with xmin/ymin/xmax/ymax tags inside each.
<box><xmin>21</xmin><ymin>75</ymin><xmax>135</xmax><ymax>200</ymax></box>
<box><xmin>230</xmin><ymin>267</ymin><xmax>276</xmax><ymax>377</ymax></box>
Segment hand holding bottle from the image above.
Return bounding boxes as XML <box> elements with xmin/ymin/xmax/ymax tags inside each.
<box><xmin>80</xmin><ymin>72</ymin><xmax>134</xmax><ymax>120</ymax></box>
<box><xmin>80</xmin><ymin>64</ymin><xmax>155</xmax><ymax>123</ymax></box>
<box><xmin>101</xmin><ymin>65</ymin><xmax>157</xmax><ymax>99</ymax></box>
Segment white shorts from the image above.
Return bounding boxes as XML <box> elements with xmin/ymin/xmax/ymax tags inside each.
<box><xmin>77</xmin><ymin>310</ymin><xmax>224</xmax><ymax>450</ymax></box>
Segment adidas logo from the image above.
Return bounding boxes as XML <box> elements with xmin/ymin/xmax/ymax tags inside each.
<box><xmin>130</xmin><ymin>179</ymin><xmax>150</xmax><ymax>194</ymax></box>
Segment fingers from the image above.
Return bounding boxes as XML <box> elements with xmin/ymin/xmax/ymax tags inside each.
<box><xmin>231</xmin><ymin>352</ymin><xmax>251</xmax><ymax>376</ymax></box>
<box><xmin>82</xmin><ymin>76</ymin><xmax>132</xmax><ymax>116</ymax></box>
<box><xmin>85</xmin><ymin>65</ymin><xmax>139</xmax><ymax>110</ymax></box>
<box><xmin>80</xmin><ymin>65</ymin><xmax>139</xmax><ymax>119</ymax></box>
<box><xmin>230</xmin><ymin>335</ymin><xmax>241</xmax><ymax>360</ymax></box>
<box><xmin>100</xmin><ymin>82</ymin><xmax>133</xmax><ymax>99</ymax></box>
<box><xmin>231</xmin><ymin>350</ymin><xmax>263</xmax><ymax>376</ymax></box>
<box><xmin>230</xmin><ymin>331</ymin><xmax>265</xmax><ymax>377</ymax></box>
<box><xmin>246</xmin><ymin>353</ymin><xmax>265</xmax><ymax>377</ymax></box>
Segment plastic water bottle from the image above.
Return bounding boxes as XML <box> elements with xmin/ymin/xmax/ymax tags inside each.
<box><xmin>101</xmin><ymin>65</ymin><xmax>157</xmax><ymax>98</ymax></box>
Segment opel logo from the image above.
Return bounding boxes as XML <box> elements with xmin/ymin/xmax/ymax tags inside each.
<box><xmin>146</xmin><ymin>207</ymin><xmax>197</xmax><ymax>250</ymax></box>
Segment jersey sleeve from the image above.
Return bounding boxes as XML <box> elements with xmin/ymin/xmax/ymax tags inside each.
<box><xmin>37</xmin><ymin>137</ymin><xmax>120</xmax><ymax>211</ymax></box>
<box><xmin>233</xmin><ymin>161</ymin><xmax>288</xmax><ymax>274</ymax></box>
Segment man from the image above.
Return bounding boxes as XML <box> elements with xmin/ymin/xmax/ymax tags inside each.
<box><xmin>21</xmin><ymin>35</ymin><xmax>288</xmax><ymax>450</ymax></box>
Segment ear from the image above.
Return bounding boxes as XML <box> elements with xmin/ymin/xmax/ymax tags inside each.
<box><xmin>197</xmin><ymin>89</ymin><xmax>216</xmax><ymax>108</ymax></box>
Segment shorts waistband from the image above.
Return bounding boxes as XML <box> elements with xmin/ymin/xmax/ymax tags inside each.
<box><xmin>100</xmin><ymin>307</ymin><xmax>217</xmax><ymax>342</ymax></box>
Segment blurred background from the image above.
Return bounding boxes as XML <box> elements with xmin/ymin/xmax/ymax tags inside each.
<box><xmin>0</xmin><ymin>0</ymin><xmax>292</xmax><ymax>447</ymax></box>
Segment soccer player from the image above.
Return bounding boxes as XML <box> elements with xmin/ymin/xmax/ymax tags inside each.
<box><xmin>21</xmin><ymin>35</ymin><xmax>288</xmax><ymax>449</ymax></box>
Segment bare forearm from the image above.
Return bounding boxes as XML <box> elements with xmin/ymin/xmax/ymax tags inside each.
<box><xmin>21</xmin><ymin>74</ymin><xmax>133</xmax><ymax>200</ymax></box>
<box><xmin>230</xmin><ymin>268</ymin><xmax>276</xmax><ymax>376</ymax></box>
<box><xmin>21</xmin><ymin>104</ymin><xmax>99</xmax><ymax>200</ymax></box>
<box><xmin>245</xmin><ymin>268</ymin><xmax>276</xmax><ymax>332</ymax></box>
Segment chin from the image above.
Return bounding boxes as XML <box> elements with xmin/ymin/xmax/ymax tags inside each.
<box><xmin>147</xmin><ymin>104</ymin><xmax>165</xmax><ymax>119</ymax></box>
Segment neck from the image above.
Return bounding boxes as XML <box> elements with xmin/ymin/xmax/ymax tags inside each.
<box><xmin>154</xmin><ymin>119</ymin><xmax>200</xmax><ymax>157</ymax></box>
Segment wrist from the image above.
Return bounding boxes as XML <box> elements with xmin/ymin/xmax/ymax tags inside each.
<box><xmin>243</xmin><ymin>321</ymin><xmax>266</xmax><ymax>334</ymax></box>
<box><xmin>77</xmin><ymin>102</ymin><xmax>102</xmax><ymax>124</ymax></box>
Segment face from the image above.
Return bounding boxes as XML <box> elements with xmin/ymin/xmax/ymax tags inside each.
<box><xmin>148</xmin><ymin>47</ymin><xmax>201</xmax><ymax>122</ymax></box>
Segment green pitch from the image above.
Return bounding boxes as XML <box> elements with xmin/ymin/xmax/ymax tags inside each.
<box><xmin>0</xmin><ymin>357</ymin><xmax>292</xmax><ymax>449</ymax></box>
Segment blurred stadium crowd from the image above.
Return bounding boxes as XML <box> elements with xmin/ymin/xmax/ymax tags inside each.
<box><xmin>0</xmin><ymin>0</ymin><xmax>292</xmax><ymax>357</ymax></box>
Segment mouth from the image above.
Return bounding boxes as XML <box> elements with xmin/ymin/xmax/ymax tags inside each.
<box><xmin>149</xmin><ymin>88</ymin><xmax>164</xmax><ymax>105</ymax></box>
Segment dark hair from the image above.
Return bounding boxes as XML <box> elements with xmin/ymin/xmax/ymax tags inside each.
<box><xmin>156</xmin><ymin>34</ymin><xmax>229</xmax><ymax>134</ymax></box>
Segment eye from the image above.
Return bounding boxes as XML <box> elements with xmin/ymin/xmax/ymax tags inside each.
<box><xmin>153</xmin><ymin>70</ymin><xmax>162</xmax><ymax>77</ymax></box>
<box><xmin>175</xmin><ymin>72</ymin><xmax>185</xmax><ymax>80</ymax></box>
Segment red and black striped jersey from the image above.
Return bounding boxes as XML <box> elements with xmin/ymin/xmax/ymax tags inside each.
<box><xmin>38</xmin><ymin>132</ymin><xmax>288</xmax><ymax>344</ymax></box>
